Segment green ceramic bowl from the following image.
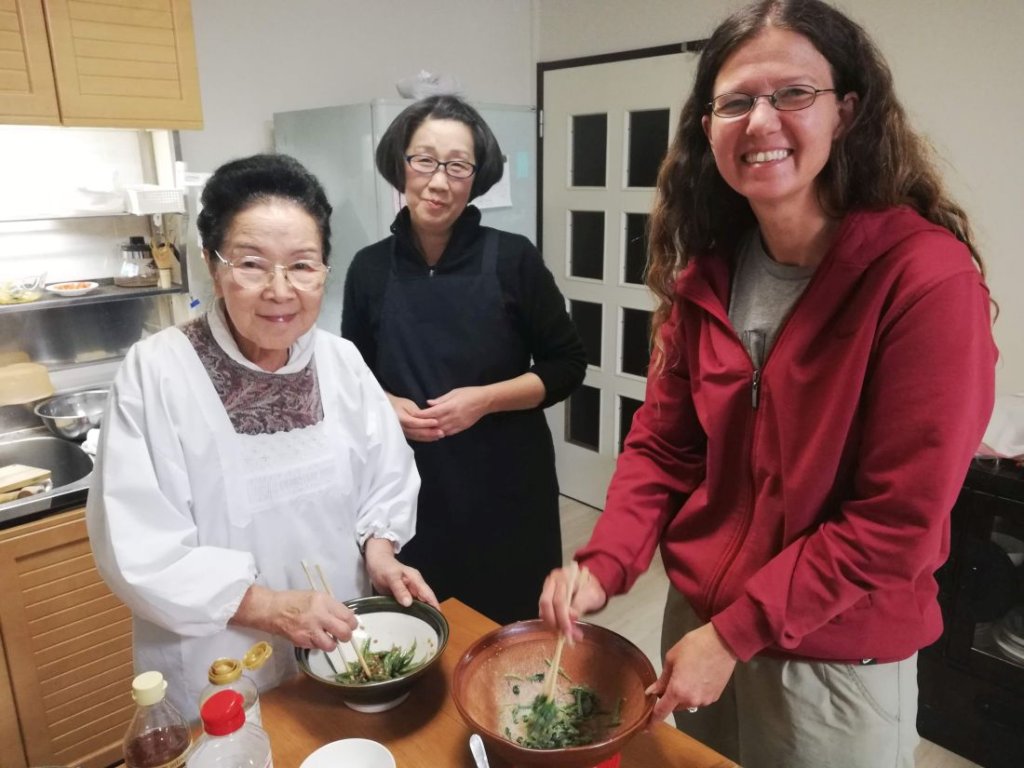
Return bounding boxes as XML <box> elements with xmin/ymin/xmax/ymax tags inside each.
<box><xmin>294</xmin><ymin>596</ymin><xmax>448</xmax><ymax>713</ymax></box>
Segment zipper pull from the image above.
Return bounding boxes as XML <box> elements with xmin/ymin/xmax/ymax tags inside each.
<box><xmin>741</xmin><ymin>329</ymin><xmax>766</xmax><ymax>410</ymax></box>
<box><xmin>428</xmin><ymin>267</ymin><xmax>435</xmax><ymax>277</ymax></box>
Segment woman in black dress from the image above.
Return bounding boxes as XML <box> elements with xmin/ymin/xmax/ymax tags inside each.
<box><xmin>342</xmin><ymin>95</ymin><xmax>586</xmax><ymax>624</ymax></box>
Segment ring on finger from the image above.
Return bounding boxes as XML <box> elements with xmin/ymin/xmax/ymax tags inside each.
<box><xmin>686</xmin><ymin>706</ymin><xmax>699</xmax><ymax>713</ymax></box>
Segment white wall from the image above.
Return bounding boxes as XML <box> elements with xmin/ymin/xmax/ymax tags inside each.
<box><xmin>179</xmin><ymin>0</ymin><xmax>535</xmax><ymax>173</ymax></box>
<box><xmin>536</xmin><ymin>0</ymin><xmax>1024</xmax><ymax>396</ymax></box>
<box><xmin>178</xmin><ymin>0</ymin><xmax>1022</xmax><ymax>393</ymax></box>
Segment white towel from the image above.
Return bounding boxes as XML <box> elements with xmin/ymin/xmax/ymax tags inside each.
<box><xmin>82</xmin><ymin>427</ymin><xmax>100</xmax><ymax>457</ymax></box>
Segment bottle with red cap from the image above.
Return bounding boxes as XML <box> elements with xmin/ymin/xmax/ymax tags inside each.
<box><xmin>188</xmin><ymin>689</ymin><xmax>273</xmax><ymax>767</ymax></box>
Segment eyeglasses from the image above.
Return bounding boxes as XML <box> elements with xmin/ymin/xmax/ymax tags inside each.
<box><xmin>404</xmin><ymin>154</ymin><xmax>477</xmax><ymax>180</ymax></box>
<box><xmin>212</xmin><ymin>250</ymin><xmax>330</xmax><ymax>291</ymax></box>
<box><xmin>707</xmin><ymin>85</ymin><xmax>837</xmax><ymax>118</ymax></box>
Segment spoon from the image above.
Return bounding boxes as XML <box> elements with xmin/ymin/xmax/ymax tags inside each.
<box><xmin>469</xmin><ymin>733</ymin><xmax>491</xmax><ymax>768</ymax></box>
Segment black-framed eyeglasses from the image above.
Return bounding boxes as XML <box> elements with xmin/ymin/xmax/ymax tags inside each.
<box><xmin>707</xmin><ymin>85</ymin><xmax>837</xmax><ymax>118</ymax></box>
<box><xmin>404</xmin><ymin>154</ymin><xmax>477</xmax><ymax>180</ymax></box>
<box><xmin>212</xmin><ymin>250</ymin><xmax>330</xmax><ymax>291</ymax></box>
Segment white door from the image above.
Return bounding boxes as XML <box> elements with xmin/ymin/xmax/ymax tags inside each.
<box><xmin>542</xmin><ymin>52</ymin><xmax>699</xmax><ymax>509</ymax></box>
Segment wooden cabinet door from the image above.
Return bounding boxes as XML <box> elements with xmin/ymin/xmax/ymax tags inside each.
<box><xmin>0</xmin><ymin>629</ymin><xmax>28</xmax><ymax>768</ymax></box>
<box><xmin>42</xmin><ymin>0</ymin><xmax>203</xmax><ymax>128</ymax></box>
<box><xmin>0</xmin><ymin>0</ymin><xmax>60</xmax><ymax>124</ymax></box>
<box><xmin>0</xmin><ymin>508</ymin><xmax>135</xmax><ymax>768</ymax></box>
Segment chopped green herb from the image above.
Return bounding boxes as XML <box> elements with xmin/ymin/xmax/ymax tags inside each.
<box><xmin>334</xmin><ymin>639</ymin><xmax>422</xmax><ymax>684</ymax></box>
<box><xmin>508</xmin><ymin>686</ymin><xmax>623</xmax><ymax>749</ymax></box>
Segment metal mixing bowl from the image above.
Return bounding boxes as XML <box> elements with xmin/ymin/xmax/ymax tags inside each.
<box><xmin>33</xmin><ymin>389</ymin><xmax>108</xmax><ymax>440</ymax></box>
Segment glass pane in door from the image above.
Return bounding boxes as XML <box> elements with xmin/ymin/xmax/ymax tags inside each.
<box><xmin>570</xmin><ymin>299</ymin><xmax>603</xmax><ymax>367</ymax></box>
<box><xmin>569</xmin><ymin>210</ymin><xmax>605</xmax><ymax>280</ymax></box>
<box><xmin>571</xmin><ymin>113</ymin><xmax>608</xmax><ymax>187</ymax></box>
<box><xmin>617</xmin><ymin>395</ymin><xmax>643</xmax><ymax>455</ymax></box>
<box><xmin>624</xmin><ymin>212</ymin><xmax>649</xmax><ymax>285</ymax></box>
<box><xmin>627</xmin><ymin>108</ymin><xmax>670</xmax><ymax>188</ymax></box>
<box><xmin>566</xmin><ymin>384</ymin><xmax>601</xmax><ymax>451</ymax></box>
<box><xmin>620</xmin><ymin>307</ymin><xmax>652</xmax><ymax>377</ymax></box>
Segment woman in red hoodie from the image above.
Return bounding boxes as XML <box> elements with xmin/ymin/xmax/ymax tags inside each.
<box><xmin>539</xmin><ymin>1</ymin><xmax>997</xmax><ymax>766</ymax></box>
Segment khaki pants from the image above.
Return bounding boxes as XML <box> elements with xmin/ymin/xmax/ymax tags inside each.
<box><xmin>661</xmin><ymin>588</ymin><xmax>919</xmax><ymax>768</ymax></box>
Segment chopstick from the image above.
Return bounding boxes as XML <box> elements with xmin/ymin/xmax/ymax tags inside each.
<box><xmin>542</xmin><ymin>561</ymin><xmax>582</xmax><ymax>701</ymax></box>
<box><xmin>300</xmin><ymin>560</ymin><xmax>372</xmax><ymax>679</ymax></box>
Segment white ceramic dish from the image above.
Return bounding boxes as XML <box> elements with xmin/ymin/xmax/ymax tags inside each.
<box><xmin>300</xmin><ymin>738</ymin><xmax>396</xmax><ymax>768</ymax></box>
<box><xmin>46</xmin><ymin>281</ymin><xmax>99</xmax><ymax>297</ymax></box>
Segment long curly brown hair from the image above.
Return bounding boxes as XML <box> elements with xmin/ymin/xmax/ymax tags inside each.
<box><xmin>647</xmin><ymin>0</ymin><xmax>983</xmax><ymax>364</ymax></box>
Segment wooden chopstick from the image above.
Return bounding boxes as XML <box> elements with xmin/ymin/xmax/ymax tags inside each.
<box><xmin>300</xmin><ymin>560</ymin><xmax>372</xmax><ymax>679</ymax></box>
<box><xmin>542</xmin><ymin>561</ymin><xmax>582</xmax><ymax>701</ymax></box>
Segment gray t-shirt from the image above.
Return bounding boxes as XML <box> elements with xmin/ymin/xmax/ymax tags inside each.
<box><xmin>728</xmin><ymin>230</ymin><xmax>816</xmax><ymax>367</ymax></box>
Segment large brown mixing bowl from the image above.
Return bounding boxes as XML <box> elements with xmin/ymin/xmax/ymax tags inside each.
<box><xmin>452</xmin><ymin>620</ymin><xmax>656</xmax><ymax>768</ymax></box>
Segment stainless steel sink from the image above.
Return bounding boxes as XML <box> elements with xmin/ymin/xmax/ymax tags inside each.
<box><xmin>0</xmin><ymin>432</ymin><xmax>93</xmax><ymax>528</ymax></box>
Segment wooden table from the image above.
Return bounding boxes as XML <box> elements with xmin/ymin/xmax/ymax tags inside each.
<box><xmin>260</xmin><ymin>599</ymin><xmax>737</xmax><ymax>767</ymax></box>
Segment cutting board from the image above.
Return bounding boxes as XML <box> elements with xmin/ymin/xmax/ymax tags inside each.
<box><xmin>0</xmin><ymin>464</ymin><xmax>52</xmax><ymax>494</ymax></box>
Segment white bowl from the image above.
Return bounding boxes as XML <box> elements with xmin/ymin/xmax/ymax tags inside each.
<box><xmin>46</xmin><ymin>281</ymin><xmax>99</xmax><ymax>297</ymax></box>
<box><xmin>300</xmin><ymin>738</ymin><xmax>396</xmax><ymax>768</ymax></box>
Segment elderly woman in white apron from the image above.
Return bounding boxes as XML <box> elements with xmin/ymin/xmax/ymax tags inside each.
<box><xmin>87</xmin><ymin>154</ymin><xmax>435</xmax><ymax>720</ymax></box>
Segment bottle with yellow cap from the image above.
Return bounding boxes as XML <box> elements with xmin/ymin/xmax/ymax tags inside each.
<box><xmin>123</xmin><ymin>670</ymin><xmax>192</xmax><ymax>768</ymax></box>
<box><xmin>198</xmin><ymin>641</ymin><xmax>272</xmax><ymax>726</ymax></box>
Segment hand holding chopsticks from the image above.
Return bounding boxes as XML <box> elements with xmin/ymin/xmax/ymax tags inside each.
<box><xmin>300</xmin><ymin>560</ymin><xmax>372</xmax><ymax>679</ymax></box>
<box><xmin>542</xmin><ymin>561</ymin><xmax>583</xmax><ymax>701</ymax></box>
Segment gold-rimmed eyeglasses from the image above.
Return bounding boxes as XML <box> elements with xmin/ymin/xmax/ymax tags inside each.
<box><xmin>212</xmin><ymin>250</ymin><xmax>330</xmax><ymax>291</ymax></box>
<box><xmin>707</xmin><ymin>85</ymin><xmax>837</xmax><ymax>118</ymax></box>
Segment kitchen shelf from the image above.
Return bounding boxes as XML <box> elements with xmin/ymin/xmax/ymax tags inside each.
<box><xmin>0</xmin><ymin>211</ymin><xmax>134</xmax><ymax>224</ymax></box>
<box><xmin>0</xmin><ymin>280</ymin><xmax>186</xmax><ymax>315</ymax></box>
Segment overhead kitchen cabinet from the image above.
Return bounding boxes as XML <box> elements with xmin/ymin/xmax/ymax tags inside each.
<box><xmin>0</xmin><ymin>508</ymin><xmax>134</xmax><ymax>768</ymax></box>
<box><xmin>0</xmin><ymin>0</ymin><xmax>59</xmax><ymax>123</ymax></box>
<box><xmin>0</xmin><ymin>0</ymin><xmax>202</xmax><ymax>128</ymax></box>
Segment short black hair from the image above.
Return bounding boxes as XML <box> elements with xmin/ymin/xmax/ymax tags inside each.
<box><xmin>375</xmin><ymin>95</ymin><xmax>504</xmax><ymax>200</ymax></box>
<box><xmin>196</xmin><ymin>153</ymin><xmax>333</xmax><ymax>263</ymax></box>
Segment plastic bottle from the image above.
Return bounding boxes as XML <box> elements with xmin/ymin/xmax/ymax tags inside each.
<box><xmin>198</xmin><ymin>641</ymin><xmax>271</xmax><ymax>726</ymax></box>
<box><xmin>188</xmin><ymin>690</ymin><xmax>273</xmax><ymax>768</ymax></box>
<box><xmin>123</xmin><ymin>671</ymin><xmax>192</xmax><ymax>768</ymax></box>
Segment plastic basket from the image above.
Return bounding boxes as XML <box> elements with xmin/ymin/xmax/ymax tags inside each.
<box><xmin>124</xmin><ymin>185</ymin><xmax>185</xmax><ymax>215</ymax></box>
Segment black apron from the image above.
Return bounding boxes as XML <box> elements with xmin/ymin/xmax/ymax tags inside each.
<box><xmin>376</xmin><ymin>231</ymin><xmax>561</xmax><ymax>624</ymax></box>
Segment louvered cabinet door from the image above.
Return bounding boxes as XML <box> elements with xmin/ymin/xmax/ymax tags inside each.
<box><xmin>42</xmin><ymin>0</ymin><xmax>202</xmax><ymax>128</ymax></box>
<box><xmin>0</xmin><ymin>507</ymin><xmax>135</xmax><ymax>768</ymax></box>
<box><xmin>0</xmin><ymin>0</ymin><xmax>60</xmax><ymax>124</ymax></box>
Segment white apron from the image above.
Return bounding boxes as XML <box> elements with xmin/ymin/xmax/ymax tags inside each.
<box><xmin>88</xmin><ymin>314</ymin><xmax>417</xmax><ymax>722</ymax></box>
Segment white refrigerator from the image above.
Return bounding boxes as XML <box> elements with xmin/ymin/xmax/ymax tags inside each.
<box><xmin>273</xmin><ymin>99</ymin><xmax>537</xmax><ymax>334</ymax></box>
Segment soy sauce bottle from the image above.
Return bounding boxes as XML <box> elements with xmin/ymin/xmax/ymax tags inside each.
<box><xmin>123</xmin><ymin>671</ymin><xmax>192</xmax><ymax>768</ymax></box>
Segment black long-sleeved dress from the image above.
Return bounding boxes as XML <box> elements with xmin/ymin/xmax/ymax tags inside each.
<box><xmin>342</xmin><ymin>206</ymin><xmax>586</xmax><ymax>624</ymax></box>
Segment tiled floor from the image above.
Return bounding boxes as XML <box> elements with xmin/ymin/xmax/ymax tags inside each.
<box><xmin>557</xmin><ymin>495</ymin><xmax>980</xmax><ymax>768</ymax></box>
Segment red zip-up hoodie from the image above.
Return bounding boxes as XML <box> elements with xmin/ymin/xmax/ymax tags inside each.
<box><xmin>577</xmin><ymin>207</ymin><xmax>997</xmax><ymax>663</ymax></box>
